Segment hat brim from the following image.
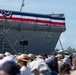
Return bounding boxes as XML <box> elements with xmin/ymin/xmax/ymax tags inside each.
<box><xmin>19</xmin><ymin>59</ymin><xmax>28</xmax><ymax>62</ymax></box>
<box><xmin>55</xmin><ymin>54</ymin><xmax>62</xmax><ymax>58</ymax></box>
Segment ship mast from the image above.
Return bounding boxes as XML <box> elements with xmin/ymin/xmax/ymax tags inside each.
<box><xmin>20</xmin><ymin>0</ymin><xmax>25</xmax><ymax>12</ymax></box>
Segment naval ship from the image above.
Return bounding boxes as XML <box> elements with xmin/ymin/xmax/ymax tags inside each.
<box><xmin>0</xmin><ymin>9</ymin><xmax>66</xmax><ymax>54</ymax></box>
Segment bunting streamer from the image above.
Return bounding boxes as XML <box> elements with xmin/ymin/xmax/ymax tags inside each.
<box><xmin>0</xmin><ymin>9</ymin><xmax>65</xmax><ymax>26</ymax></box>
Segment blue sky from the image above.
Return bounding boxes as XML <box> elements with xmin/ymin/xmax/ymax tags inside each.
<box><xmin>0</xmin><ymin>0</ymin><xmax>76</xmax><ymax>50</ymax></box>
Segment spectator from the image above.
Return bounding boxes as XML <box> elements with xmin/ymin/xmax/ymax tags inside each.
<box><xmin>55</xmin><ymin>54</ymin><xmax>63</xmax><ymax>71</ymax></box>
<box><xmin>28</xmin><ymin>53</ymin><xmax>35</xmax><ymax>65</ymax></box>
<box><xmin>18</xmin><ymin>54</ymin><xmax>31</xmax><ymax>75</ymax></box>
<box><xmin>0</xmin><ymin>56</ymin><xmax>16</xmax><ymax>66</ymax></box>
<box><xmin>4</xmin><ymin>52</ymin><xmax>11</xmax><ymax>57</ymax></box>
<box><xmin>45</xmin><ymin>57</ymin><xmax>57</xmax><ymax>75</ymax></box>
<box><xmin>31</xmin><ymin>55</ymin><xmax>51</xmax><ymax>75</ymax></box>
<box><xmin>72</xmin><ymin>57</ymin><xmax>76</xmax><ymax>70</ymax></box>
<box><xmin>58</xmin><ymin>64</ymin><xmax>71</xmax><ymax>75</ymax></box>
<box><xmin>62</xmin><ymin>56</ymin><xmax>71</xmax><ymax>68</ymax></box>
<box><xmin>0</xmin><ymin>61</ymin><xmax>20</xmax><ymax>75</ymax></box>
<box><xmin>0</xmin><ymin>54</ymin><xmax>4</xmax><ymax>60</ymax></box>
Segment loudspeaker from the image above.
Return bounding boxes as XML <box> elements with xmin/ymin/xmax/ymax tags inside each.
<box><xmin>20</xmin><ymin>40</ymin><xmax>28</xmax><ymax>45</ymax></box>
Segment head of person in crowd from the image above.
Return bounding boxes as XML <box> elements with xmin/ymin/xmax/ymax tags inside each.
<box><xmin>0</xmin><ymin>54</ymin><xmax>4</xmax><ymax>60</ymax></box>
<box><xmin>36</xmin><ymin>54</ymin><xmax>43</xmax><ymax>59</ymax></box>
<box><xmin>55</xmin><ymin>54</ymin><xmax>63</xmax><ymax>61</ymax></box>
<box><xmin>62</xmin><ymin>57</ymin><xmax>71</xmax><ymax>68</ymax></box>
<box><xmin>45</xmin><ymin>58</ymin><xmax>56</xmax><ymax>72</ymax></box>
<box><xmin>31</xmin><ymin>54</ymin><xmax>51</xmax><ymax>75</ymax></box>
<box><xmin>4</xmin><ymin>52</ymin><xmax>11</xmax><ymax>57</ymax></box>
<box><xmin>0</xmin><ymin>61</ymin><xmax>20</xmax><ymax>75</ymax></box>
<box><xmin>42</xmin><ymin>54</ymin><xmax>48</xmax><ymax>60</ymax></box>
<box><xmin>0</xmin><ymin>55</ymin><xmax>16</xmax><ymax>66</ymax></box>
<box><xmin>28</xmin><ymin>53</ymin><xmax>34</xmax><ymax>61</ymax></box>
<box><xmin>18</xmin><ymin>52</ymin><xmax>22</xmax><ymax>56</ymax></box>
<box><xmin>72</xmin><ymin>57</ymin><xmax>76</xmax><ymax>70</ymax></box>
<box><xmin>18</xmin><ymin>54</ymin><xmax>29</xmax><ymax>67</ymax></box>
<box><xmin>53</xmin><ymin>57</ymin><xmax>59</xmax><ymax>73</ymax></box>
<box><xmin>59</xmin><ymin>64</ymin><xmax>71</xmax><ymax>75</ymax></box>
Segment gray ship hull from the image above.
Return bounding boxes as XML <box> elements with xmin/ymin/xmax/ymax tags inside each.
<box><xmin>0</xmin><ymin>9</ymin><xmax>66</xmax><ymax>54</ymax></box>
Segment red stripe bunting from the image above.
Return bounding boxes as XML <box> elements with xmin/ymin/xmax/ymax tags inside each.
<box><xmin>0</xmin><ymin>16</ymin><xmax>65</xmax><ymax>26</ymax></box>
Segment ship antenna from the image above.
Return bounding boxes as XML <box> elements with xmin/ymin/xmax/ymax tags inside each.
<box><xmin>20</xmin><ymin>0</ymin><xmax>25</xmax><ymax>12</ymax></box>
<box><xmin>18</xmin><ymin>0</ymin><xmax>25</xmax><ymax>31</ymax></box>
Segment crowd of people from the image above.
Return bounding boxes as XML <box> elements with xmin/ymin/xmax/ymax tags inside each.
<box><xmin>0</xmin><ymin>51</ymin><xmax>76</xmax><ymax>75</ymax></box>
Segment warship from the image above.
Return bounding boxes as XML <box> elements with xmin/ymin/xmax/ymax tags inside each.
<box><xmin>0</xmin><ymin>9</ymin><xmax>66</xmax><ymax>54</ymax></box>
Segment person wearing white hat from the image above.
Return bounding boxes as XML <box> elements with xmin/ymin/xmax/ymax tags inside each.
<box><xmin>4</xmin><ymin>52</ymin><xmax>11</xmax><ymax>56</ymax></box>
<box><xmin>28</xmin><ymin>53</ymin><xmax>35</xmax><ymax>65</ymax></box>
<box><xmin>30</xmin><ymin>55</ymin><xmax>51</xmax><ymax>75</ymax></box>
<box><xmin>56</xmin><ymin>54</ymin><xmax>63</xmax><ymax>72</ymax></box>
<box><xmin>28</xmin><ymin>53</ymin><xmax>34</xmax><ymax>60</ymax></box>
